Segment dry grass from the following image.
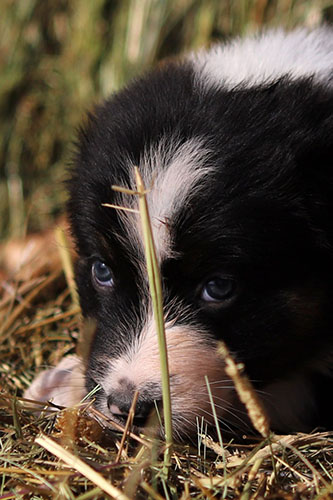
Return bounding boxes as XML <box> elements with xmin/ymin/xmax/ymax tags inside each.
<box><xmin>2</xmin><ymin>1</ymin><xmax>333</xmax><ymax>498</ymax></box>
<box><xmin>1</xmin><ymin>220</ymin><xmax>333</xmax><ymax>499</ymax></box>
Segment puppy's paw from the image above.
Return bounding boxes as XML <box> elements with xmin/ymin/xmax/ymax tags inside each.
<box><xmin>24</xmin><ymin>355</ymin><xmax>86</xmax><ymax>407</ymax></box>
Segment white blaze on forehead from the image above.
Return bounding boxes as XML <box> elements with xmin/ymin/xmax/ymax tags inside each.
<box><xmin>191</xmin><ymin>27</ymin><xmax>333</xmax><ymax>91</ymax></box>
<box><xmin>115</xmin><ymin>137</ymin><xmax>212</xmax><ymax>261</ymax></box>
<box><xmin>141</xmin><ymin>138</ymin><xmax>211</xmax><ymax>222</ymax></box>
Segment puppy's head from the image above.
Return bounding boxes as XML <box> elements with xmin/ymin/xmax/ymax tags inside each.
<box><xmin>68</xmin><ymin>29</ymin><xmax>333</xmax><ymax>438</ymax></box>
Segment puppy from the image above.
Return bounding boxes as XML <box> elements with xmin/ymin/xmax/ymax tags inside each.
<box><xmin>26</xmin><ymin>27</ymin><xmax>333</xmax><ymax>439</ymax></box>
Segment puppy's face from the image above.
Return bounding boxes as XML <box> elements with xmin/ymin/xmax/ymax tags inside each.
<box><xmin>69</xmin><ymin>54</ymin><xmax>333</xmax><ymax>438</ymax></box>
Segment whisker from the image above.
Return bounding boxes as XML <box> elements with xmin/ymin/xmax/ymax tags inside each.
<box><xmin>193</xmin><ymin>393</ymin><xmax>250</xmax><ymax>416</ymax></box>
<box><xmin>189</xmin><ymin>407</ymin><xmax>248</xmax><ymax>434</ymax></box>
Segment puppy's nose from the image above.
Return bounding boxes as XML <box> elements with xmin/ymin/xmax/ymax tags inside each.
<box><xmin>107</xmin><ymin>390</ymin><xmax>155</xmax><ymax>427</ymax></box>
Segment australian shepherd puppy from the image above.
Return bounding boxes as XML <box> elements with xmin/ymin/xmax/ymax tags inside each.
<box><xmin>26</xmin><ymin>27</ymin><xmax>333</xmax><ymax>440</ymax></box>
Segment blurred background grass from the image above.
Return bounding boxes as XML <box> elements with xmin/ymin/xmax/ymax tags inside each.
<box><xmin>1</xmin><ymin>0</ymin><xmax>332</xmax><ymax>241</ymax></box>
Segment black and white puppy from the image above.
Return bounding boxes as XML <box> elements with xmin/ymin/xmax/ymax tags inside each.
<box><xmin>27</xmin><ymin>27</ymin><xmax>333</xmax><ymax>439</ymax></box>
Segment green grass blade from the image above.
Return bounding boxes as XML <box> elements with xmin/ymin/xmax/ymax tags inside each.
<box><xmin>134</xmin><ymin>167</ymin><xmax>173</xmax><ymax>468</ymax></box>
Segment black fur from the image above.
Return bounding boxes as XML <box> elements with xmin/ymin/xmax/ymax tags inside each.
<box><xmin>68</xmin><ymin>35</ymin><xmax>333</xmax><ymax>437</ymax></box>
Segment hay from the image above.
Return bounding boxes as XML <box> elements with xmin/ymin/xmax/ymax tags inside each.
<box><xmin>1</xmin><ymin>221</ymin><xmax>333</xmax><ymax>499</ymax></box>
<box><xmin>1</xmin><ymin>2</ymin><xmax>332</xmax><ymax>497</ymax></box>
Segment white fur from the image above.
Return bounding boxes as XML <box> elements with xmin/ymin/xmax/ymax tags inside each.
<box><xmin>191</xmin><ymin>27</ymin><xmax>333</xmax><ymax>90</ymax></box>
<box><xmin>23</xmin><ymin>355</ymin><xmax>86</xmax><ymax>407</ymax></box>
<box><xmin>97</xmin><ymin>317</ymin><xmax>233</xmax><ymax>436</ymax></box>
<box><xmin>114</xmin><ymin>137</ymin><xmax>213</xmax><ymax>263</ymax></box>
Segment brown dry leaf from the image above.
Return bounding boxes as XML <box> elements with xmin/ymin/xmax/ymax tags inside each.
<box><xmin>55</xmin><ymin>407</ymin><xmax>103</xmax><ymax>445</ymax></box>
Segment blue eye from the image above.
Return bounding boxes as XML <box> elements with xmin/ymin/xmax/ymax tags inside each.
<box><xmin>92</xmin><ymin>261</ymin><xmax>113</xmax><ymax>287</ymax></box>
<box><xmin>201</xmin><ymin>277</ymin><xmax>236</xmax><ymax>303</ymax></box>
